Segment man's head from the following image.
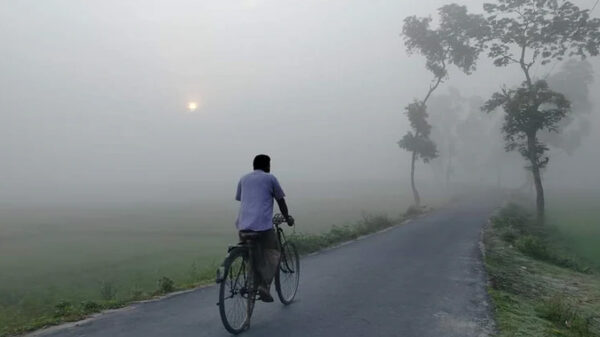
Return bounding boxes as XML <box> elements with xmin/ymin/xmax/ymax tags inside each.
<box><xmin>253</xmin><ymin>154</ymin><xmax>271</xmax><ymax>173</ymax></box>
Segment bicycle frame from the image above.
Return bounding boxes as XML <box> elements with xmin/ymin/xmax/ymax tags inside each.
<box><xmin>216</xmin><ymin>225</ymin><xmax>288</xmax><ymax>284</ymax></box>
<box><xmin>216</xmin><ymin>242</ymin><xmax>255</xmax><ymax>284</ymax></box>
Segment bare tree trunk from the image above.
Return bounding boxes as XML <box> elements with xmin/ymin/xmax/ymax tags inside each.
<box><xmin>527</xmin><ymin>133</ymin><xmax>545</xmax><ymax>225</ymax></box>
<box><xmin>410</xmin><ymin>150</ymin><xmax>421</xmax><ymax>207</ymax></box>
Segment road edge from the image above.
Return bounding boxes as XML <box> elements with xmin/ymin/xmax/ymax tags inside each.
<box><xmin>23</xmin><ymin>212</ymin><xmax>429</xmax><ymax>337</ymax></box>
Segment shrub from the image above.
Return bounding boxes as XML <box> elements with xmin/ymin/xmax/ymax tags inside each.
<box><xmin>54</xmin><ymin>301</ymin><xmax>73</xmax><ymax>317</ymax></box>
<box><xmin>290</xmin><ymin>214</ymin><xmax>395</xmax><ymax>256</ymax></box>
<box><xmin>404</xmin><ymin>205</ymin><xmax>423</xmax><ymax>218</ymax></box>
<box><xmin>290</xmin><ymin>232</ymin><xmax>328</xmax><ymax>255</ymax></box>
<box><xmin>360</xmin><ymin>214</ymin><xmax>393</xmax><ymax>233</ymax></box>
<box><xmin>80</xmin><ymin>301</ymin><xmax>101</xmax><ymax>314</ymax></box>
<box><xmin>492</xmin><ymin>203</ymin><xmax>532</xmax><ymax>234</ymax></box>
<box><xmin>157</xmin><ymin>277</ymin><xmax>175</xmax><ymax>294</ymax></box>
<box><xmin>499</xmin><ymin>226</ymin><xmax>519</xmax><ymax>243</ymax></box>
<box><xmin>515</xmin><ymin>235</ymin><xmax>550</xmax><ymax>260</ymax></box>
<box><xmin>536</xmin><ymin>296</ymin><xmax>591</xmax><ymax>336</ymax></box>
<box><xmin>514</xmin><ymin>234</ymin><xmax>587</xmax><ymax>272</ymax></box>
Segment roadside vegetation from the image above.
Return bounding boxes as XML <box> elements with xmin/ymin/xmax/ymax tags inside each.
<box><xmin>0</xmin><ymin>262</ymin><xmax>220</xmax><ymax>337</ymax></box>
<box><xmin>484</xmin><ymin>203</ymin><xmax>600</xmax><ymax>337</ymax></box>
<box><xmin>291</xmin><ymin>214</ymin><xmax>396</xmax><ymax>255</ymax></box>
<box><xmin>0</xmin><ymin>210</ymin><xmax>405</xmax><ymax>337</ymax></box>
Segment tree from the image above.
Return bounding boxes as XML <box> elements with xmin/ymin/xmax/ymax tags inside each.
<box><xmin>400</xmin><ymin>4</ymin><xmax>487</xmax><ymax>207</ymax></box>
<box><xmin>398</xmin><ymin>102</ymin><xmax>437</xmax><ymax>206</ymax></box>
<box><xmin>480</xmin><ymin>0</ymin><xmax>600</xmax><ymax>224</ymax></box>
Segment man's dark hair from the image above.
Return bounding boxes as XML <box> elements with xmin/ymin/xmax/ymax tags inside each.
<box><xmin>253</xmin><ymin>154</ymin><xmax>270</xmax><ymax>172</ymax></box>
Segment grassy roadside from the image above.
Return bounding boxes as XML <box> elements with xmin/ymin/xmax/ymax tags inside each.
<box><xmin>2</xmin><ymin>212</ymin><xmax>405</xmax><ymax>337</ymax></box>
<box><xmin>290</xmin><ymin>213</ymin><xmax>397</xmax><ymax>255</ymax></box>
<box><xmin>0</xmin><ymin>263</ymin><xmax>220</xmax><ymax>337</ymax></box>
<box><xmin>484</xmin><ymin>203</ymin><xmax>600</xmax><ymax>337</ymax></box>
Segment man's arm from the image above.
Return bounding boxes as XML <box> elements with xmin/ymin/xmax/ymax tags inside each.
<box><xmin>272</xmin><ymin>175</ymin><xmax>294</xmax><ymax>225</ymax></box>
<box><xmin>276</xmin><ymin>198</ymin><xmax>294</xmax><ymax>226</ymax></box>
<box><xmin>276</xmin><ymin>198</ymin><xmax>289</xmax><ymax>217</ymax></box>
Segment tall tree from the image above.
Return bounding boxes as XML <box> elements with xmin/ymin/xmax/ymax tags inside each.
<box><xmin>480</xmin><ymin>0</ymin><xmax>600</xmax><ymax>224</ymax></box>
<box><xmin>398</xmin><ymin>102</ymin><xmax>437</xmax><ymax>207</ymax></box>
<box><xmin>400</xmin><ymin>4</ymin><xmax>487</xmax><ymax>207</ymax></box>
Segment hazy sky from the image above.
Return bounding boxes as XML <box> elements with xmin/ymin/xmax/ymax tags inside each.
<box><xmin>1</xmin><ymin>0</ymin><xmax>599</xmax><ymax>205</ymax></box>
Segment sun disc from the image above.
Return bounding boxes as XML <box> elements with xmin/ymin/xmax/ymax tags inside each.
<box><xmin>188</xmin><ymin>102</ymin><xmax>198</xmax><ymax>112</ymax></box>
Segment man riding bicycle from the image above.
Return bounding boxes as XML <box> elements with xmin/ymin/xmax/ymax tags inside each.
<box><xmin>235</xmin><ymin>154</ymin><xmax>294</xmax><ymax>302</ymax></box>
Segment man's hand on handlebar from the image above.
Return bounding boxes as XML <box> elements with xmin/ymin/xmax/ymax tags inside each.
<box><xmin>285</xmin><ymin>215</ymin><xmax>295</xmax><ymax>227</ymax></box>
<box><xmin>276</xmin><ymin>198</ymin><xmax>294</xmax><ymax>226</ymax></box>
<box><xmin>272</xmin><ymin>213</ymin><xmax>294</xmax><ymax>226</ymax></box>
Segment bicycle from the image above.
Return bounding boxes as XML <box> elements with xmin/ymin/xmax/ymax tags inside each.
<box><xmin>216</xmin><ymin>214</ymin><xmax>300</xmax><ymax>334</ymax></box>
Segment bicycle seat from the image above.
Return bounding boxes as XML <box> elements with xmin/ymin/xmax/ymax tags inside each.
<box><xmin>239</xmin><ymin>231</ymin><xmax>260</xmax><ymax>241</ymax></box>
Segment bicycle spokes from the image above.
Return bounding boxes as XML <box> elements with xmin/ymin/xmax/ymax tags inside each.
<box><xmin>280</xmin><ymin>253</ymin><xmax>295</xmax><ymax>273</ymax></box>
<box><xmin>219</xmin><ymin>250</ymin><xmax>255</xmax><ymax>334</ymax></box>
<box><xmin>275</xmin><ymin>242</ymin><xmax>299</xmax><ymax>304</ymax></box>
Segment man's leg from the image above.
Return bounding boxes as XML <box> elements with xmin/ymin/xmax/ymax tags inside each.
<box><xmin>238</xmin><ymin>231</ymin><xmax>267</xmax><ymax>296</ymax></box>
<box><xmin>257</xmin><ymin>229</ymin><xmax>280</xmax><ymax>302</ymax></box>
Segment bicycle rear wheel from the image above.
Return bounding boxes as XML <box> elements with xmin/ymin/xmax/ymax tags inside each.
<box><xmin>275</xmin><ymin>241</ymin><xmax>300</xmax><ymax>304</ymax></box>
<box><xmin>218</xmin><ymin>248</ymin><xmax>256</xmax><ymax>334</ymax></box>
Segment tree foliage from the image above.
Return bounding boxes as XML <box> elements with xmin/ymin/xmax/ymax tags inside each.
<box><xmin>398</xmin><ymin>102</ymin><xmax>437</xmax><ymax>163</ymax></box>
<box><xmin>482</xmin><ymin>80</ymin><xmax>570</xmax><ymax>170</ymax></box>
<box><xmin>483</xmin><ymin>0</ymin><xmax>600</xmax><ymax>82</ymax></box>
<box><xmin>403</xmin><ymin>4</ymin><xmax>489</xmax><ymax>79</ymax></box>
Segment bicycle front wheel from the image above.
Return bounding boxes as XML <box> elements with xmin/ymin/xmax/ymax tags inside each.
<box><xmin>275</xmin><ymin>241</ymin><xmax>300</xmax><ymax>304</ymax></box>
<box><xmin>218</xmin><ymin>248</ymin><xmax>255</xmax><ymax>334</ymax></box>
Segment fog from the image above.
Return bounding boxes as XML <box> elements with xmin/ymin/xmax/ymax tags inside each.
<box><xmin>2</xmin><ymin>0</ymin><xmax>599</xmax><ymax>208</ymax></box>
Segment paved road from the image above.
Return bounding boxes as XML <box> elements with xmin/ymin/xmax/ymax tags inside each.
<box><xmin>31</xmin><ymin>195</ymin><xmax>500</xmax><ymax>337</ymax></box>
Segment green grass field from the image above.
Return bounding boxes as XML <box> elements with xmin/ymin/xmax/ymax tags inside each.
<box><xmin>547</xmin><ymin>190</ymin><xmax>600</xmax><ymax>271</ymax></box>
<box><xmin>485</xmin><ymin>202</ymin><xmax>600</xmax><ymax>337</ymax></box>
<box><xmin>1</xmin><ymin>182</ymin><xmax>443</xmax><ymax>335</ymax></box>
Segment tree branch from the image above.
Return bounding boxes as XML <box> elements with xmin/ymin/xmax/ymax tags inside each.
<box><xmin>422</xmin><ymin>48</ymin><xmax>449</xmax><ymax>104</ymax></box>
<box><xmin>520</xmin><ymin>44</ymin><xmax>533</xmax><ymax>87</ymax></box>
<box><xmin>423</xmin><ymin>75</ymin><xmax>444</xmax><ymax>104</ymax></box>
<box><xmin>507</xmin><ymin>56</ymin><xmax>521</xmax><ymax>64</ymax></box>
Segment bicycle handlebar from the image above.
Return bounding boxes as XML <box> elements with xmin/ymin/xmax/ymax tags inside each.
<box><xmin>272</xmin><ymin>213</ymin><xmax>294</xmax><ymax>226</ymax></box>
